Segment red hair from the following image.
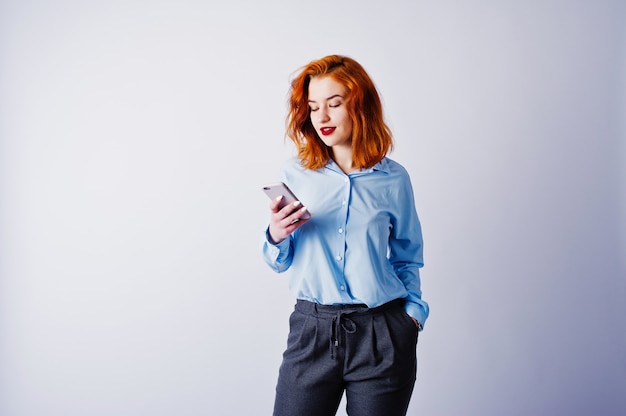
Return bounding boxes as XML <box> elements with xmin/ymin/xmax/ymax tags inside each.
<box><xmin>286</xmin><ymin>55</ymin><xmax>393</xmax><ymax>170</ymax></box>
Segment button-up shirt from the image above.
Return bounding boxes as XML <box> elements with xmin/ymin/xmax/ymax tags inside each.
<box><xmin>261</xmin><ymin>156</ymin><xmax>429</xmax><ymax>327</ymax></box>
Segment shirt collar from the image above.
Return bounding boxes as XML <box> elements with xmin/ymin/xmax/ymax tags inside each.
<box><xmin>326</xmin><ymin>158</ymin><xmax>389</xmax><ymax>175</ymax></box>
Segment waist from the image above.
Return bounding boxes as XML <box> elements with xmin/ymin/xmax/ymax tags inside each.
<box><xmin>295</xmin><ymin>298</ymin><xmax>405</xmax><ymax>317</ymax></box>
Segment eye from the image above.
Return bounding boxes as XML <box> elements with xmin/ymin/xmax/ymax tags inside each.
<box><xmin>329</xmin><ymin>102</ymin><xmax>342</xmax><ymax>108</ymax></box>
<box><xmin>309</xmin><ymin>106</ymin><xmax>319</xmax><ymax>112</ymax></box>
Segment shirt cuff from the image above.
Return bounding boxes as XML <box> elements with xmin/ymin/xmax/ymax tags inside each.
<box><xmin>404</xmin><ymin>300</ymin><xmax>429</xmax><ymax>331</ymax></box>
<box><xmin>265</xmin><ymin>228</ymin><xmax>289</xmax><ymax>248</ymax></box>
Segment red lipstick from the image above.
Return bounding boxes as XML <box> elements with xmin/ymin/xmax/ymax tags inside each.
<box><xmin>320</xmin><ymin>127</ymin><xmax>335</xmax><ymax>136</ymax></box>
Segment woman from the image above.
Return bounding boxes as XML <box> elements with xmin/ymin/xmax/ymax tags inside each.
<box><xmin>262</xmin><ymin>54</ymin><xmax>429</xmax><ymax>416</ymax></box>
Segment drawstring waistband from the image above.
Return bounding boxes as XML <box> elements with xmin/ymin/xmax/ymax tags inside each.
<box><xmin>295</xmin><ymin>299</ymin><xmax>404</xmax><ymax>359</ymax></box>
<box><xmin>330</xmin><ymin>314</ymin><xmax>356</xmax><ymax>359</ymax></box>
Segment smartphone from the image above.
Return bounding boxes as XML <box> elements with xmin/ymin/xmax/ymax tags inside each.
<box><xmin>262</xmin><ymin>182</ymin><xmax>311</xmax><ymax>219</ymax></box>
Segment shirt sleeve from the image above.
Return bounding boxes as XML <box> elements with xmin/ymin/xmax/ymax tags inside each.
<box><xmin>389</xmin><ymin>175</ymin><xmax>430</xmax><ymax>329</ymax></box>
<box><xmin>261</xmin><ymin>227</ymin><xmax>294</xmax><ymax>273</ymax></box>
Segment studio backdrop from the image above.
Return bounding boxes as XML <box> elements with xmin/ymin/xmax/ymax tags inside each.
<box><xmin>1</xmin><ymin>1</ymin><xmax>624</xmax><ymax>415</ymax></box>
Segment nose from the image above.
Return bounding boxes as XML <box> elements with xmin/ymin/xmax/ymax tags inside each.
<box><xmin>318</xmin><ymin>107</ymin><xmax>330</xmax><ymax>123</ymax></box>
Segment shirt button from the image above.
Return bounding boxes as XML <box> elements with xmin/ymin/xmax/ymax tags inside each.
<box><xmin>336</xmin><ymin>255</ymin><xmax>343</xmax><ymax>261</ymax></box>
<box><xmin>338</xmin><ymin>228</ymin><xmax>343</xmax><ymax>234</ymax></box>
<box><xmin>340</xmin><ymin>285</ymin><xmax>346</xmax><ymax>291</ymax></box>
<box><xmin>342</xmin><ymin>200</ymin><xmax>346</xmax><ymax>206</ymax></box>
<box><xmin>344</xmin><ymin>178</ymin><xmax>349</xmax><ymax>183</ymax></box>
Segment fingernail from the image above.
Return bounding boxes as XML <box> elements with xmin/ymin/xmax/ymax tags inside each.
<box><xmin>276</xmin><ymin>195</ymin><xmax>283</xmax><ymax>201</ymax></box>
<box><xmin>293</xmin><ymin>200</ymin><xmax>301</xmax><ymax>207</ymax></box>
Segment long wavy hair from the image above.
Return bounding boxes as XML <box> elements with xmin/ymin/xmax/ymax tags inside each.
<box><xmin>286</xmin><ymin>55</ymin><xmax>393</xmax><ymax>170</ymax></box>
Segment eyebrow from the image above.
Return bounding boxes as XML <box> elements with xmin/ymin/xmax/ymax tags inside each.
<box><xmin>308</xmin><ymin>94</ymin><xmax>344</xmax><ymax>104</ymax></box>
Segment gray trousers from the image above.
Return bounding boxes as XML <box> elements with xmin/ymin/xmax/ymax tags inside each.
<box><xmin>273</xmin><ymin>299</ymin><xmax>419</xmax><ymax>416</ymax></box>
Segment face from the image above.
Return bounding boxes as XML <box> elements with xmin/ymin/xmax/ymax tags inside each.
<box><xmin>308</xmin><ymin>76</ymin><xmax>353</xmax><ymax>150</ymax></box>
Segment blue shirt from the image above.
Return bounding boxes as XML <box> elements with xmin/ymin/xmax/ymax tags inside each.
<box><xmin>261</xmin><ymin>156</ymin><xmax>429</xmax><ymax>327</ymax></box>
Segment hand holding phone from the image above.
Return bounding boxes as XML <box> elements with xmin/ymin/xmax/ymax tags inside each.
<box><xmin>262</xmin><ymin>182</ymin><xmax>311</xmax><ymax>220</ymax></box>
<box><xmin>263</xmin><ymin>182</ymin><xmax>311</xmax><ymax>244</ymax></box>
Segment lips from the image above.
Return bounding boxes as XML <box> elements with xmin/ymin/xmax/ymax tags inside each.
<box><xmin>320</xmin><ymin>127</ymin><xmax>336</xmax><ymax>136</ymax></box>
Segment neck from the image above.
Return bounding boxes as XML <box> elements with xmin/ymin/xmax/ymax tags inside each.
<box><xmin>331</xmin><ymin>147</ymin><xmax>354</xmax><ymax>174</ymax></box>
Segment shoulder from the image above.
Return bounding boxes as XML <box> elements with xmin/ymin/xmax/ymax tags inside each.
<box><xmin>281</xmin><ymin>156</ymin><xmax>318</xmax><ymax>184</ymax></box>
<box><xmin>379</xmin><ymin>158</ymin><xmax>416</xmax><ymax>200</ymax></box>
<box><xmin>282</xmin><ymin>156</ymin><xmax>331</xmax><ymax>178</ymax></box>
<box><xmin>381</xmin><ymin>157</ymin><xmax>411</xmax><ymax>179</ymax></box>
<box><xmin>281</xmin><ymin>156</ymin><xmax>306</xmax><ymax>175</ymax></box>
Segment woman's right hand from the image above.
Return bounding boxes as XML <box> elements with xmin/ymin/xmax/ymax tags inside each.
<box><xmin>267</xmin><ymin>196</ymin><xmax>310</xmax><ymax>244</ymax></box>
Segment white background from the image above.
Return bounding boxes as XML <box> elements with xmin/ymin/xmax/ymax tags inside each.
<box><xmin>1</xmin><ymin>1</ymin><xmax>625</xmax><ymax>415</ymax></box>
